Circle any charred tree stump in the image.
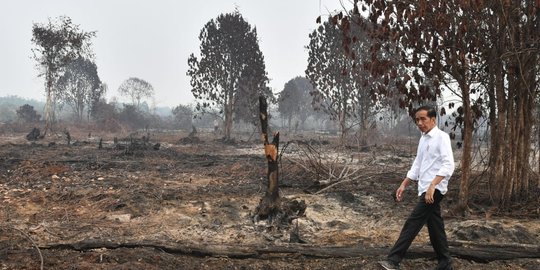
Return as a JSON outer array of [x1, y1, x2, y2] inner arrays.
[[64, 130, 71, 146], [255, 96, 306, 226], [179, 125, 201, 144], [26, 127, 41, 141]]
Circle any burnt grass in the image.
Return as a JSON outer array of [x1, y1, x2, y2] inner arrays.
[[1, 131, 539, 270]]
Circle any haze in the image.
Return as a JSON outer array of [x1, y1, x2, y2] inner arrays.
[[0, 0, 348, 107]]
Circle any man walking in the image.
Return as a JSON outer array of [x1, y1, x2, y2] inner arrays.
[[379, 106, 455, 270]]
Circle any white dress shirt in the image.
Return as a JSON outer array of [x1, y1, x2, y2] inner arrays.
[[406, 126, 455, 196]]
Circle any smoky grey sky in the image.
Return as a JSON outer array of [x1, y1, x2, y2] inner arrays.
[[0, 0, 349, 107]]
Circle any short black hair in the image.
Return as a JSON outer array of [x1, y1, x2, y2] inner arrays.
[[415, 105, 437, 118]]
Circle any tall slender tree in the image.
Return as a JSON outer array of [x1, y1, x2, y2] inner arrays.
[[307, 16, 383, 143], [306, 19, 357, 141], [480, 1, 540, 205], [31, 16, 95, 134], [89, 83, 108, 120]]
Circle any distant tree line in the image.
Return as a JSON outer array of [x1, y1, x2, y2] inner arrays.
[[0, 96, 44, 122], [27, 16, 183, 133], [187, 10, 381, 141], [23, 11, 412, 142]]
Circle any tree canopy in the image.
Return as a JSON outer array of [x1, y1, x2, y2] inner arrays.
[[187, 10, 271, 140], [172, 104, 193, 130], [31, 16, 95, 134], [118, 77, 154, 110], [306, 16, 383, 142], [16, 104, 41, 123], [56, 57, 103, 120], [277, 76, 315, 131], [334, 0, 540, 210]]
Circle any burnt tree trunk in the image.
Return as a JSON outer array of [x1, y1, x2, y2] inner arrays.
[[457, 81, 473, 212], [254, 96, 306, 225], [255, 96, 280, 219]]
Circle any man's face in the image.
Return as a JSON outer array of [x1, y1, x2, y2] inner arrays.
[[415, 109, 436, 133]]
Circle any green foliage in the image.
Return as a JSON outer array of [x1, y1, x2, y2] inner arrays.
[[307, 19, 350, 121], [187, 10, 271, 139], [31, 16, 96, 77]]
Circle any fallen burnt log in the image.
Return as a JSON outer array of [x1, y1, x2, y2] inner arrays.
[[446, 240, 540, 262], [39, 239, 540, 262]]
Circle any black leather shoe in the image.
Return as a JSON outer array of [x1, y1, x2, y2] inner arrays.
[[378, 260, 400, 270]]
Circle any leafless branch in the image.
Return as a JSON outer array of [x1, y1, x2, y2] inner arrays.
[[0, 225, 44, 270]]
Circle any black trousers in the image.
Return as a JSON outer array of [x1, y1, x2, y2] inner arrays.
[[387, 189, 452, 268]]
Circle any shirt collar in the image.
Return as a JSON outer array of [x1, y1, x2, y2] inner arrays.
[[422, 125, 439, 137]]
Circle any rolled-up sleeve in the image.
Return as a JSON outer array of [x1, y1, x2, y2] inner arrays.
[[436, 134, 454, 177], [406, 138, 422, 180]]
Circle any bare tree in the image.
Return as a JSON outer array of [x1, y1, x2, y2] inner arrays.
[[118, 77, 154, 110]]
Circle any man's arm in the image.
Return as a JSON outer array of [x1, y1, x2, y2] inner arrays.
[[435, 133, 455, 178], [398, 138, 422, 202], [426, 133, 455, 204]]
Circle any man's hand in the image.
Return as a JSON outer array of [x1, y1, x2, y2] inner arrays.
[[395, 183, 406, 202], [395, 186, 405, 202], [395, 177, 410, 202], [425, 184, 436, 204], [425, 176, 444, 204]]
